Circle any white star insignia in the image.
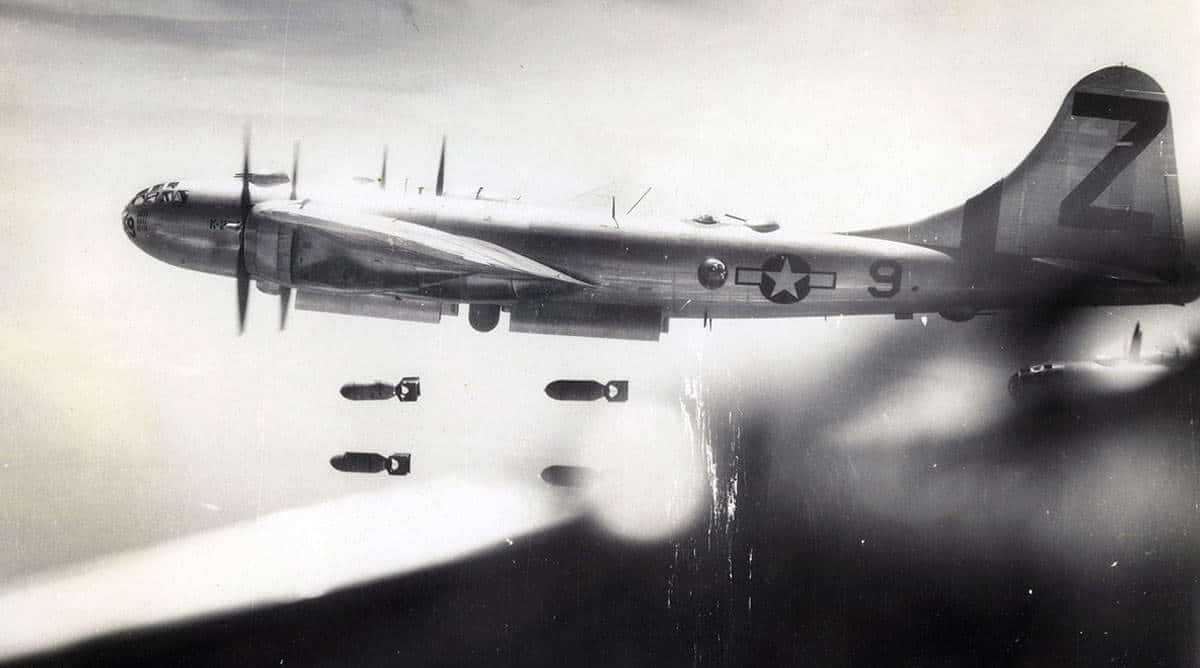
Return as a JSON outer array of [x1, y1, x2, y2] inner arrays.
[[764, 258, 807, 299]]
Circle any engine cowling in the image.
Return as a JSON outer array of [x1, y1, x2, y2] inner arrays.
[[939, 306, 977, 322], [245, 216, 294, 287], [416, 275, 572, 302]]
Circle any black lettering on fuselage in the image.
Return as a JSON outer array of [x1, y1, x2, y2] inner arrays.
[[868, 259, 902, 297]]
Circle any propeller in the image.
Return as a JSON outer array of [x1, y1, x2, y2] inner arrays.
[[289, 140, 299, 201], [380, 145, 388, 190], [236, 125, 251, 334], [351, 145, 390, 189], [235, 130, 301, 332], [279, 140, 299, 330], [435, 135, 445, 196]]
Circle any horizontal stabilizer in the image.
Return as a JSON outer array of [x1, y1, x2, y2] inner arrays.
[[1028, 257, 1168, 284]]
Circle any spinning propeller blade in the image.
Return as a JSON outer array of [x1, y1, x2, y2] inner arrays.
[[236, 125, 251, 334], [435, 135, 445, 196], [380, 145, 388, 190], [289, 140, 299, 201], [278, 139, 300, 330]]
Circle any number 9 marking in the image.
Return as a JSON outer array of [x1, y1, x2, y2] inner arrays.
[[868, 260, 902, 298]]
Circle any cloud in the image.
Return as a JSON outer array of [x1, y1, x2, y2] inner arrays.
[[0, 1, 426, 54], [0, 474, 579, 661]]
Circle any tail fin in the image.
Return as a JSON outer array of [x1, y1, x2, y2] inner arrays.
[[854, 66, 1184, 283]]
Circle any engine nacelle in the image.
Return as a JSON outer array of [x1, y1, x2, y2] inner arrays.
[[416, 276, 571, 302], [509, 303, 666, 340], [245, 215, 302, 287], [939, 306, 977, 322]]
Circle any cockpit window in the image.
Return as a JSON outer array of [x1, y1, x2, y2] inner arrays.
[[155, 189, 188, 205], [132, 184, 187, 207]]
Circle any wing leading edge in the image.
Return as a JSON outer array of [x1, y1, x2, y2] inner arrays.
[[249, 201, 593, 292]]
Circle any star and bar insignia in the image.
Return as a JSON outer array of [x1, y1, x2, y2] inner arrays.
[[735, 254, 837, 304]]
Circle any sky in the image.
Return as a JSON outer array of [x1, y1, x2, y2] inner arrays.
[[1, 0, 1199, 658]]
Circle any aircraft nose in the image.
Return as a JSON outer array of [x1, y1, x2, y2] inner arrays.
[[122, 205, 137, 241]]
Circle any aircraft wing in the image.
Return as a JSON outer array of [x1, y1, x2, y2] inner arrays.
[[252, 201, 591, 287]]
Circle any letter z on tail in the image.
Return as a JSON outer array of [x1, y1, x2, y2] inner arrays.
[[853, 65, 1196, 309]]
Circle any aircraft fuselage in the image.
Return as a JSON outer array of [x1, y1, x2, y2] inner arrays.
[[125, 182, 1197, 329], [124, 67, 1200, 338]]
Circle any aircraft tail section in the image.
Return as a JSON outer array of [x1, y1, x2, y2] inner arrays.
[[853, 66, 1186, 285]]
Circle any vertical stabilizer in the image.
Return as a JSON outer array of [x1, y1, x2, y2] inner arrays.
[[851, 66, 1184, 284]]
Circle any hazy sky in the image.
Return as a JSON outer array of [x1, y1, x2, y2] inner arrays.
[[1, 0, 1199, 656]]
